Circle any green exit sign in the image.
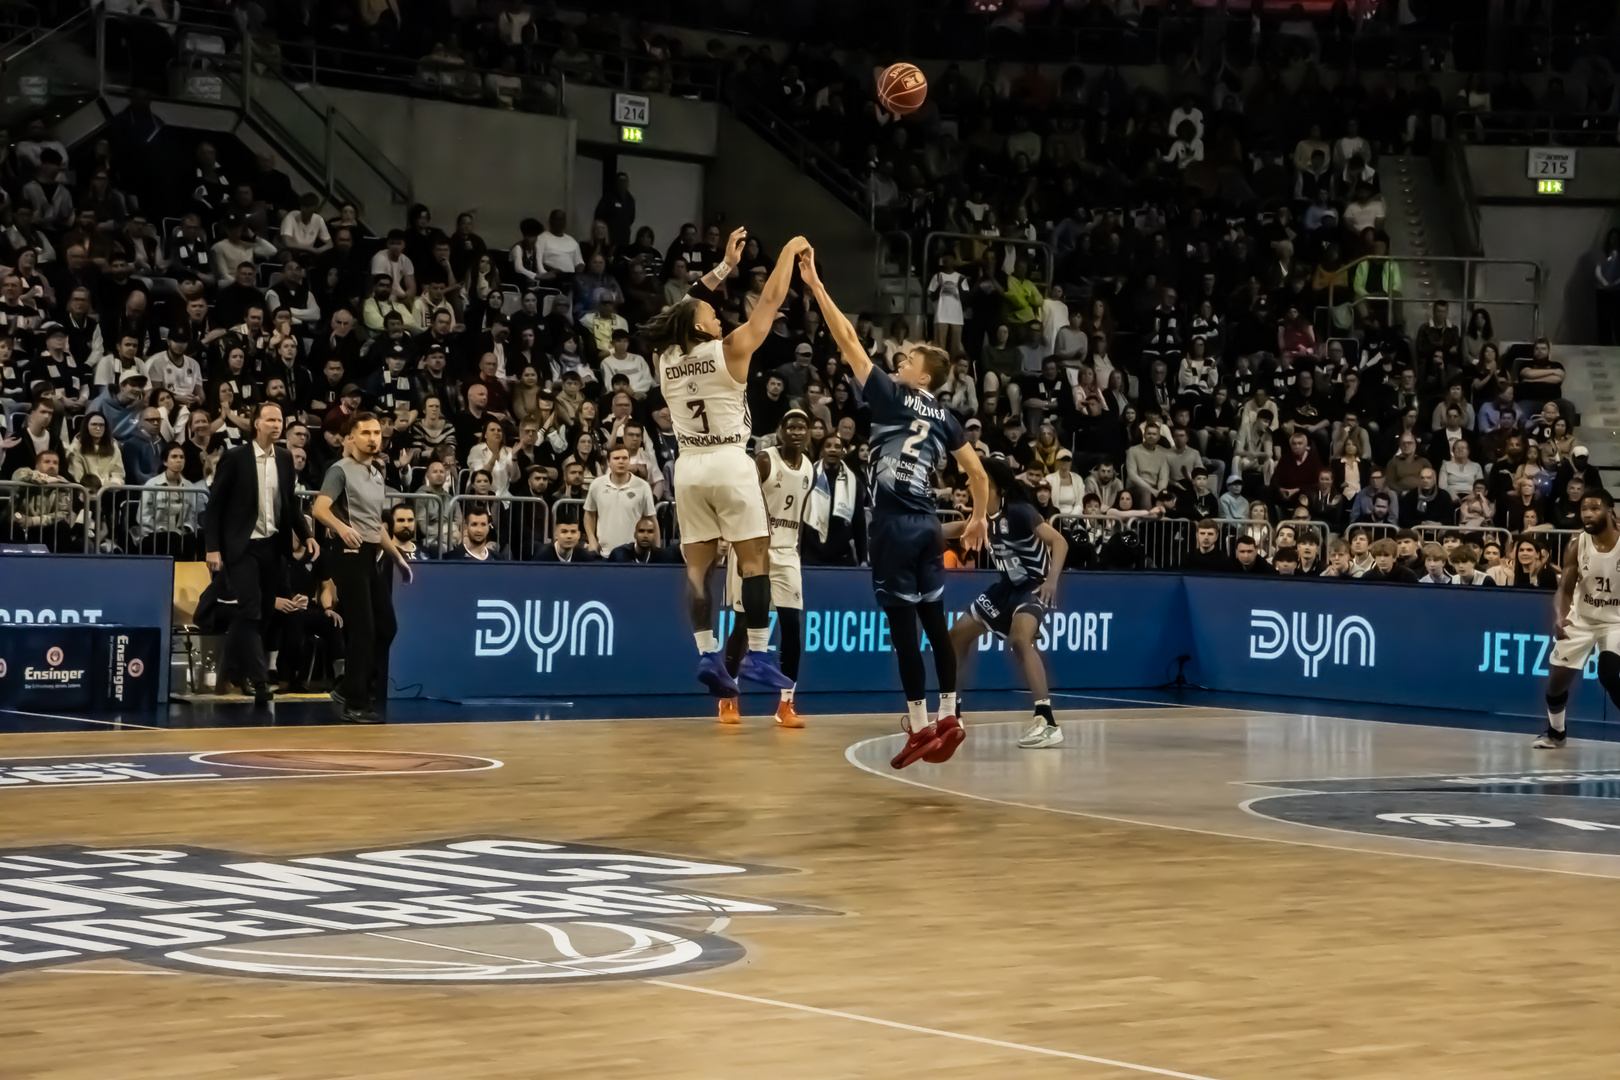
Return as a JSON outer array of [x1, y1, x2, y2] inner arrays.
[[620, 124, 644, 144], [1537, 178, 1564, 195]]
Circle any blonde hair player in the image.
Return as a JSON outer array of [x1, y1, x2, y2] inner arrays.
[[1537, 487, 1620, 748], [720, 409, 815, 728], [641, 231, 811, 697], [797, 246, 990, 770]]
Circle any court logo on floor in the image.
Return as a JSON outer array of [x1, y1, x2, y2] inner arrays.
[[0, 837, 828, 983], [1246, 770, 1620, 854], [0, 749, 502, 789]]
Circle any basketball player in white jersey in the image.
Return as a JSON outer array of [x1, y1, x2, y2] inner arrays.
[[1538, 487, 1620, 748], [642, 232, 810, 696], [721, 410, 814, 728]]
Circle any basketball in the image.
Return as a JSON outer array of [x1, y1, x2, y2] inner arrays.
[[877, 62, 928, 116]]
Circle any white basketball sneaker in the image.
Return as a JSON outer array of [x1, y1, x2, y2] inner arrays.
[[1532, 728, 1568, 749], [1016, 719, 1064, 749]]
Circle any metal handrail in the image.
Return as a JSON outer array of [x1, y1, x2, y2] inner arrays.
[[1324, 253, 1542, 337], [0, 476, 91, 552], [723, 81, 872, 226], [1455, 110, 1620, 145], [922, 230, 1055, 300], [876, 230, 918, 326], [1441, 138, 1483, 258], [96, 11, 414, 214], [281, 36, 565, 118]]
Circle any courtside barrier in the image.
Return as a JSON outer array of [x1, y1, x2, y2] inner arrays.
[[0, 555, 175, 703], [390, 564, 1608, 722], [389, 564, 1190, 701]]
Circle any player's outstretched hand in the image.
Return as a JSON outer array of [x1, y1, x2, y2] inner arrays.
[[961, 516, 988, 553], [783, 235, 811, 257], [798, 246, 821, 288], [725, 226, 746, 266]]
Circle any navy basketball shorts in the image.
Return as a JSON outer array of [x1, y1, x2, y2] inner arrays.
[[870, 511, 945, 607], [970, 578, 1047, 638]]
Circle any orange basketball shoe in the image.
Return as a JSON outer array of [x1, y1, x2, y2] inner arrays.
[[890, 721, 943, 770], [774, 701, 805, 728], [922, 716, 964, 763], [718, 698, 741, 725]]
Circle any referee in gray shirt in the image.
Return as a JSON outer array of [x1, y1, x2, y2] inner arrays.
[[312, 411, 412, 723]]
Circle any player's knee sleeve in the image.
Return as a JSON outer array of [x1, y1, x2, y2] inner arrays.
[[917, 601, 957, 694], [740, 574, 771, 628], [1546, 689, 1570, 710], [885, 606, 928, 701], [778, 609, 803, 680]]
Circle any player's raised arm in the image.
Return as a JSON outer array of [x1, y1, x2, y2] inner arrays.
[[722, 235, 809, 380], [696, 227, 747, 296], [798, 246, 874, 385], [951, 443, 990, 552]]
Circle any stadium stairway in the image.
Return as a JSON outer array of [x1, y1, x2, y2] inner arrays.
[[1380, 153, 1464, 329]]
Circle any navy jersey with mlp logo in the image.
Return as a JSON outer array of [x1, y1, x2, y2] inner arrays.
[[866, 367, 965, 516]]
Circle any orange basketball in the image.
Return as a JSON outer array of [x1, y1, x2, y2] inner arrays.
[[877, 62, 928, 117]]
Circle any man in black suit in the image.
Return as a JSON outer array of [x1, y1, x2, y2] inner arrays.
[[204, 401, 316, 704]]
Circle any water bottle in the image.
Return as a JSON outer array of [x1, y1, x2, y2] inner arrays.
[[203, 657, 217, 692]]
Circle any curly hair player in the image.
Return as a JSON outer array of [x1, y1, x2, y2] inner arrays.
[[797, 247, 989, 769], [1537, 486, 1620, 749], [944, 456, 1068, 749], [641, 230, 810, 698]]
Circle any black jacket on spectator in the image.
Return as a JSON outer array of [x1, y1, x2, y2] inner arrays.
[[1182, 548, 1236, 573], [1399, 487, 1455, 526], [610, 542, 674, 564]]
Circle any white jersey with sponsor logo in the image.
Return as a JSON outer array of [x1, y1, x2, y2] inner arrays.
[[1573, 529, 1620, 628], [658, 338, 751, 454], [762, 446, 812, 560]]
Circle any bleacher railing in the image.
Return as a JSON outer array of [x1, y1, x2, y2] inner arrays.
[[96, 12, 414, 216], [1321, 253, 1542, 341], [0, 477, 91, 553]]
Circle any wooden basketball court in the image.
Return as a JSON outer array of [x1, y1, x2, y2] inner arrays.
[[3, 704, 1619, 1079]]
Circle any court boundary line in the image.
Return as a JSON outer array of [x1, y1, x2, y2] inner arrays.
[[844, 725, 1620, 881], [647, 979, 1225, 1080], [0, 708, 162, 730]]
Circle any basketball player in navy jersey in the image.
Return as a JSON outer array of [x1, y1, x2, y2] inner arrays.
[[945, 456, 1069, 749], [798, 247, 990, 769]]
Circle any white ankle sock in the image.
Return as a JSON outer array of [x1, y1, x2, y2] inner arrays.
[[1549, 706, 1567, 733], [695, 630, 718, 654], [747, 628, 771, 652], [906, 700, 928, 731], [781, 687, 794, 703], [938, 691, 957, 718]]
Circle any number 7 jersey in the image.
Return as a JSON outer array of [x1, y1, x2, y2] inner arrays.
[[659, 339, 752, 453], [865, 366, 966, 514]]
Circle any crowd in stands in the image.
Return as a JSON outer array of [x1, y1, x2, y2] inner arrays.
[[3, 1, 1613, 595]]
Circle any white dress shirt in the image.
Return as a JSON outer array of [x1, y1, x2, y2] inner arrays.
[[252, 441, 279, 540]]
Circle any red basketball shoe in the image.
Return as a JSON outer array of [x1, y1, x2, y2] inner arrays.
[[890, 721, 942, 770], [922, 716, 964, 763]]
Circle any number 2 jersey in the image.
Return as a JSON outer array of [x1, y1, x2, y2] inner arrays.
[[865, 367, 965, 515], [658, 338, 751, 454]]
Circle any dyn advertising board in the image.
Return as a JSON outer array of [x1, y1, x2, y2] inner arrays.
[[390, 564, 1190, 701], [1183, 576, 1604, 719]]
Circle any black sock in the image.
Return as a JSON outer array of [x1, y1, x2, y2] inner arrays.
[[1034, 699, 1055, 724]]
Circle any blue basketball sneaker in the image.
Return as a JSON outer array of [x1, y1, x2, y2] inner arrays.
[[738, 650, 793, 690], [697, 652, 739, 696]]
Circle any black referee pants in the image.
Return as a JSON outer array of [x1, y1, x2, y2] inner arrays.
[[331, 544, 397, 711]]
